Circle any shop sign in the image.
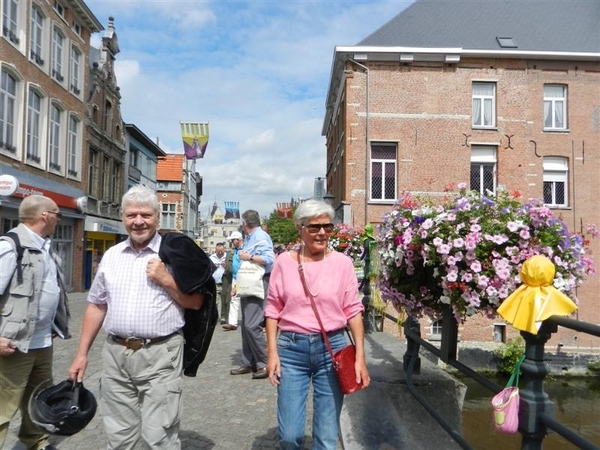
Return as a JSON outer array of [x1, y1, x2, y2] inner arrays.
[[0, 174, 19, 196]]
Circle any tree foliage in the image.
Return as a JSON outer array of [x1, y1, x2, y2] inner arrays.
[[264, 209, 299, 247]]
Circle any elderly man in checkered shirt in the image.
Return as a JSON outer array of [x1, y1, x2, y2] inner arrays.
[[68, 185, 203, 450]]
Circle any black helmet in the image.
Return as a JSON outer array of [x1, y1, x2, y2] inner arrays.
[[29, 379, 97, 436]]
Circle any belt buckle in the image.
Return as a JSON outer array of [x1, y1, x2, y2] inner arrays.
[[124, 338, 144, 351]]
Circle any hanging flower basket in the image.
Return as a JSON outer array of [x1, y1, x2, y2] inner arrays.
[[329, 223, 365, 262], [329, 224, 368, 280], [376, 184, 597, 323]]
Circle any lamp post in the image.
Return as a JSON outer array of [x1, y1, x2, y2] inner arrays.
[[323, 191, 334, 206]]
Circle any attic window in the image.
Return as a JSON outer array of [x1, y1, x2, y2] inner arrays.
[[496, 37, 517, 48]]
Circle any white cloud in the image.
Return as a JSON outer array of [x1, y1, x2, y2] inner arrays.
[[86, 1, 412, 217]]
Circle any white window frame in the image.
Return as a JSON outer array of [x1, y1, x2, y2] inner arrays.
[[472, 82, 496, 128], [67, 113, 81, 179], [102, 156, 111, 199], [53, 1, 65, 18], [543, 156, 568, 207], [48, 101, 65, 174], [111, 160, 121, 203], [51, 26, 65, 84], [427, 319, 443, 341], [26, 86, 46, 167], [493, 324, 506, 343], [161, 203, 177, 229], [2, 0, 19, 46], [370, 143, 397, 202], [544, 85, 567, 130], [29, 5, 47, 67], [470, 146, 497, 196], [88, 148, 98, 196], [0, 66, 24, 157], [69, 44, 82, 96]]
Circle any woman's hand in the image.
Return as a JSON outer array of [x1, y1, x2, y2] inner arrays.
[[267, 353, 281, 386], [355, 357, 370, 388], [347, 313, 370, 387], [265, 318, 281, 386]]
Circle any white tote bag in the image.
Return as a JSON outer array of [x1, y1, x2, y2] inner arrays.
[[235, 240, 267, 299], [235, 261, 265, 299]]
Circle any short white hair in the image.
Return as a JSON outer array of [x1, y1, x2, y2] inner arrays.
[[293, 200, 334, 227]]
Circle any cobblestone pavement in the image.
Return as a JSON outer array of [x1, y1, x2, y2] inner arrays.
[[4, 292, 340, 450]]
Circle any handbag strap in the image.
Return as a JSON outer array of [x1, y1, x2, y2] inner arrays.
[[506, 354, 526, 388], [297, 256, 353, 363]]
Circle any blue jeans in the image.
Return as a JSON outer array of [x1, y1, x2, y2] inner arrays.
[[277, 329, 347, 450]]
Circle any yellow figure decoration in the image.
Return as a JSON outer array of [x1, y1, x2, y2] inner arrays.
[[497, 255, 577, 335]]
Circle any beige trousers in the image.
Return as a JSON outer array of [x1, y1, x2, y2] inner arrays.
[[101, 333, 184, 450]]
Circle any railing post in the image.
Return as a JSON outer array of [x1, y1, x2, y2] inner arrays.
[[403, 316, 421, 374], [440, 305, 458, 363], [519, 321, 557, 450], [361, 237, 374, 334]]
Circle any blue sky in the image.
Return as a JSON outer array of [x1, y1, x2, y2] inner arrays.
[[86, 0, 412, 218]]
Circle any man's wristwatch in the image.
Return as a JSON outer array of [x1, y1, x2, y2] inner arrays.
[[250, 255, 255, 262]]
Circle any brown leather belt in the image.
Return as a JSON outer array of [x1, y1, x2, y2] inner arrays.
[[111, 333, 176, 351]]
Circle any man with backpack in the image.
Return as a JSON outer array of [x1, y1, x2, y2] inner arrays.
[[0, 195, 69, 450]]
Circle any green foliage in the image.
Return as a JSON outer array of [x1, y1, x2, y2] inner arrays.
[[588, 359, 600, 374], [494, 337, 525, 375], [265, 210, 299, 247]]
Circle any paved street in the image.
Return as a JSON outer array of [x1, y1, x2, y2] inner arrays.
[[4, 292, 332, 450]]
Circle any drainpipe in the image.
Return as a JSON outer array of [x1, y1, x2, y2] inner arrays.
[[349, 59, 369, 227]]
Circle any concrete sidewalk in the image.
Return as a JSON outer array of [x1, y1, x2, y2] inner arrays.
[[4, 292, 464, 450]]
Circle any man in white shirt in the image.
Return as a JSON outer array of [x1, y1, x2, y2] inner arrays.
[[210, 243, 227, 323]]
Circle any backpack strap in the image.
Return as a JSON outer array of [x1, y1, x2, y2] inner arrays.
[[2, 232, 24, 284]]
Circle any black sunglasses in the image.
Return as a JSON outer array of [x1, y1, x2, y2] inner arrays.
[[44, 210, 62, 218], [303, 223, 334, 234]]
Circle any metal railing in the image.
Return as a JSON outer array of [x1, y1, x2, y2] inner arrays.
[[376, 307, 600, 450]]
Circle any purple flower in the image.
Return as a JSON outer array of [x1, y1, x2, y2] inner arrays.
[[470, 261, 482, 273], [453, 238, 465, 248], [519, 229, 531, 240]]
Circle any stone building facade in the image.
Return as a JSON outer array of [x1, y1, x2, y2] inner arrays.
[[82, 16, 127, 288]]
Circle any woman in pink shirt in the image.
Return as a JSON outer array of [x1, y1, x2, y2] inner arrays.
[[265, 200, 370, 449]]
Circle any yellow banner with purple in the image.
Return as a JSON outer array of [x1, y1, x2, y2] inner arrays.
[[180, 122, 209, 160]]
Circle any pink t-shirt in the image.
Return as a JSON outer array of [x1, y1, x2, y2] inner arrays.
[[265, 250, 364, 334]]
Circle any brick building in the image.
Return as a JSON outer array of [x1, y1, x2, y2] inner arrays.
[[322, 0, 600, 348], [156, 153, 201, 238], [1, 0, 103, 291]]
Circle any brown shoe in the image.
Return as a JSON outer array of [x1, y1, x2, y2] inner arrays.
[[230, 366, 252, 375], [222, 324, 237, 331], [252, 368, 268, 379]]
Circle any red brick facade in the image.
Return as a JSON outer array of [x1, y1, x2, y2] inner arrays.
[[1, 1, 103, 292], [325, 56, 600, 350]]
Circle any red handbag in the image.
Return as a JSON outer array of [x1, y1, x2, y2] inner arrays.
[[332, 339, 364, 395], [298, 258, 364, 395]]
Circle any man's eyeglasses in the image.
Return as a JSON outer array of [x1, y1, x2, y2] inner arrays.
[[303, 223, 334, 234], [44, 211, 62, 219]]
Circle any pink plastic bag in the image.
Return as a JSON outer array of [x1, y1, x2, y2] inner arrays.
[[492, 386, 520, 433]]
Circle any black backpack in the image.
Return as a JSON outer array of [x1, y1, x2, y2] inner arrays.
[[158, 232, 218, 377]]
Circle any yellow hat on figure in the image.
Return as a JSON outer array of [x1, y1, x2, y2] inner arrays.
[[497, 255, 577, 335]]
